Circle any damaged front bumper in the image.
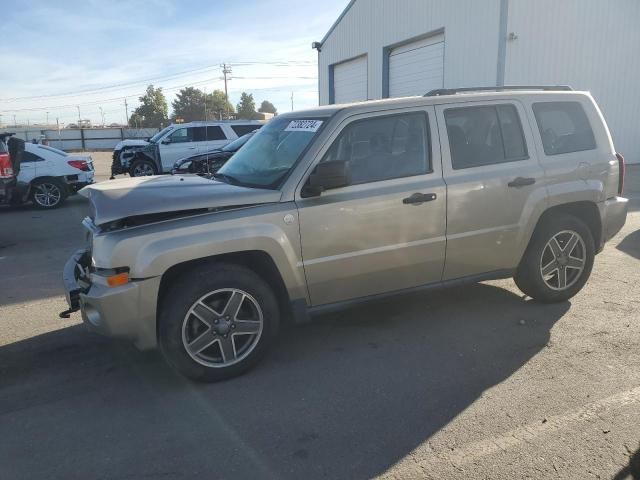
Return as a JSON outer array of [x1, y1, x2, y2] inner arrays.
[[60, 249, 161, 350]]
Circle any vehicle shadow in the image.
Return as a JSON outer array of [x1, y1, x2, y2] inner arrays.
[[617, 229, 640, 260], [612, 444, 640, 480], [0, 282, 569, 480]]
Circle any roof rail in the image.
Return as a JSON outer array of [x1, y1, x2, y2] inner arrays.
[[424, 85, 573, 97]]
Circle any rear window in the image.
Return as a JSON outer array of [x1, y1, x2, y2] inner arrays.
[[231, 124, 261, 136], [532, 101, 596, 155]]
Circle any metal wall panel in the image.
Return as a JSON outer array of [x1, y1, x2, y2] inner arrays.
[[319, 0, 502, 104], [505, 0, 640, 163], [389, 34, 445, 97], [333, 55, 368, 103]]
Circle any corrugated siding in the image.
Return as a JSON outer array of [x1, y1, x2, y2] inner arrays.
[[505, 0, 640, 163], [319, 0, 502, 104], [333, 56, 368, 103], [389, 35, 445, 97]]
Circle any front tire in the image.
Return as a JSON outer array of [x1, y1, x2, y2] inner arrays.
[[31, 178, 68, 209], [514, 213, 594, 303], [158, 263, 280, 382], [129, 158, 157, 177]]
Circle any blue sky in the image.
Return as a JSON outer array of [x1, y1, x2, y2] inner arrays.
[[0, 0, 348, 126]]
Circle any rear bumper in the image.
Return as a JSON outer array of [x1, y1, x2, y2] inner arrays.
[[599, 196, 628, 249], [62, 249, 161, 350]]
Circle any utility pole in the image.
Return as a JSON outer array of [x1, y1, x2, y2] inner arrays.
[[13, 114, 17, 126], [291, 91, 294, 111], [221, 63, 232, 118], [99, 106, 105, 126], [124, 98, 129, 126], [77, 106, 81, 126], [46, 112, 49, 125]]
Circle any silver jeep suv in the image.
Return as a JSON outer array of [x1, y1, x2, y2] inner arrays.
[[63, 86, 628, 381]]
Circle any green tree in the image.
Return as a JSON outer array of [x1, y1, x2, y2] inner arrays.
[[258, 100, 277, 115], [205, 90, 235, 120], [128, 85, 168, 128], [171, 87, 206, 123], [236, 92, 256, 119]]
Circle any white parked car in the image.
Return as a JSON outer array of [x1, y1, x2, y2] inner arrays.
[[111, 121, 263, 177], [18, 143, 95, 208]]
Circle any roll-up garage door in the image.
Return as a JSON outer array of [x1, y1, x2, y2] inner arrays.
[[333, 56, 367, 104], [389, 34, 444, 97]]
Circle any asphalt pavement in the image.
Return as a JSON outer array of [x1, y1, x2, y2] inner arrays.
[[0, 153, 639, 480]]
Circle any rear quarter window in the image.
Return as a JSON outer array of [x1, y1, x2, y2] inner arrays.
[[532, 101, 596, 155]]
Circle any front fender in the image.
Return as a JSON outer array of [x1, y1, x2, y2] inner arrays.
[[93, 203, 308, 302]]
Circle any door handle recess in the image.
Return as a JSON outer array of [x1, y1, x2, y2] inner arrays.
[[403, 192, 437, 205], [508, 177, 536, 188]]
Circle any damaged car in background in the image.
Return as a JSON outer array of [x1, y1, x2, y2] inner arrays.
[[172, 131, 256, 175], [111, 121, 261, 177]]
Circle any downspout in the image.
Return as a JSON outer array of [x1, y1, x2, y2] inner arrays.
[[496, 0, 509, 86]]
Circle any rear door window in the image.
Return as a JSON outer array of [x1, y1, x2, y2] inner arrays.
[[204, 126, 226, 141], [231, 124, 261, 136], [532, 101, 596, 155], [22, 151, 44, 162], [444, 104, 528, 170]]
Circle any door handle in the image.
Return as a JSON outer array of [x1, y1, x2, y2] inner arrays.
[[402, 192, 437, 205], [188, 146, 197, 150], [508, 177, 536, 188]]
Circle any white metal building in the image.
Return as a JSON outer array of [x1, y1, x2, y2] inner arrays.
[[315, 0, 640, 163]]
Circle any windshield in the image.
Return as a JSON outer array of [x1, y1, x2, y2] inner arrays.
[[217, 117, 324, 188], [222, 132, 255, 152], [149, 125, 173, 143]]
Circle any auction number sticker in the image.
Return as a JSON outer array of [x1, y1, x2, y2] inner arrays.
[[285, 120, 323, 132]]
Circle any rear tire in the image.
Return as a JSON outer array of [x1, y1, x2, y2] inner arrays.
[[129, 158, 157, 177], [514, 213, 594, 303], [158, 263, 280, 382], [31, 178, 68, 209]]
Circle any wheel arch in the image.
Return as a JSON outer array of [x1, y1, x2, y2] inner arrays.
[[157, 250, 294, 338], [130, 152, 159, 174], [526, 201, 602, 255]]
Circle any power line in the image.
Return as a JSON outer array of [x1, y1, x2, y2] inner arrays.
[[1, 75, 317, 113], [0, 60, 315, 103]]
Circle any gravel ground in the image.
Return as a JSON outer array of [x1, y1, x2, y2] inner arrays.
[[0, 153, 638, 480]]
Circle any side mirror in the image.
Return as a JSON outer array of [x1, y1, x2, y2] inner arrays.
[[161, 138, 171, 145], [302, 160, 351, 197]]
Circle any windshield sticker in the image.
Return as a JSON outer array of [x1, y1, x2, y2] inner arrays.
[[284, 120, 323, 132]]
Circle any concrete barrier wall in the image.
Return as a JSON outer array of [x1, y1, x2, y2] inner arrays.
[[0, 127, 159, 151]]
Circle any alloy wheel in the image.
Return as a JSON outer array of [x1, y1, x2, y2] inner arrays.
[[132, 163, 154, 176], [181, 289, 264, 368], [33, 182, 62, 207], [539, 230, 587, 291]]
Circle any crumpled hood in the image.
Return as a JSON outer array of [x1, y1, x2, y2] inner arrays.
[[114, 139, 149, 150], [79, 175, 282, 226]]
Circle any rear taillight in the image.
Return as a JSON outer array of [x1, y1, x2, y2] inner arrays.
[[68, 160, 90, 171], [0, 153, 13, 179], [616, 153, 625, 195]]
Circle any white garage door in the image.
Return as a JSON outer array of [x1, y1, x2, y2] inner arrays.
[[389, 34, 445, 97], [333, 56, 367, 104]]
